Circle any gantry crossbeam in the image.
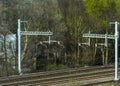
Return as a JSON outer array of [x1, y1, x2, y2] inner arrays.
[[83, 33, 115, 39]]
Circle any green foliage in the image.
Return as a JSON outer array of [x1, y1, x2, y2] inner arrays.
[[1, 0, 120, 75], [85, 0, 116, 19], [46, 64, 58, 71], [0, 66, 17, 77]]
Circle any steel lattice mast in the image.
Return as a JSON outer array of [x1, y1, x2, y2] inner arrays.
[[18, 19, 53, 75], [83, 21, 119, 81]]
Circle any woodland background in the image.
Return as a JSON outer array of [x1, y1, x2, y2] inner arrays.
[[0, 0, 120, 76]]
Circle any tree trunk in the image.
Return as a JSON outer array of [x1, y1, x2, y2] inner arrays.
[[22, 27, 28, 60], [105, 45, 108, 65], [101, 47, 105, 65], [4, 35, 8, 76]]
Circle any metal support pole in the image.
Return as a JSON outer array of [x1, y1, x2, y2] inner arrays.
[[18, 19, 22, 75], [114, 21, 119, 81], [48, 31, 51, 44], [105, 34, 108, 47], [49, 36, 51, 44]]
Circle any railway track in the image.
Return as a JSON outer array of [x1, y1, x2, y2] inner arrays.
[[0, 65, 117, 86]]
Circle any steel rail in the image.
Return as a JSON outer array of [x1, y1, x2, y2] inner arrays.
[[0, 65, 116, 85]]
